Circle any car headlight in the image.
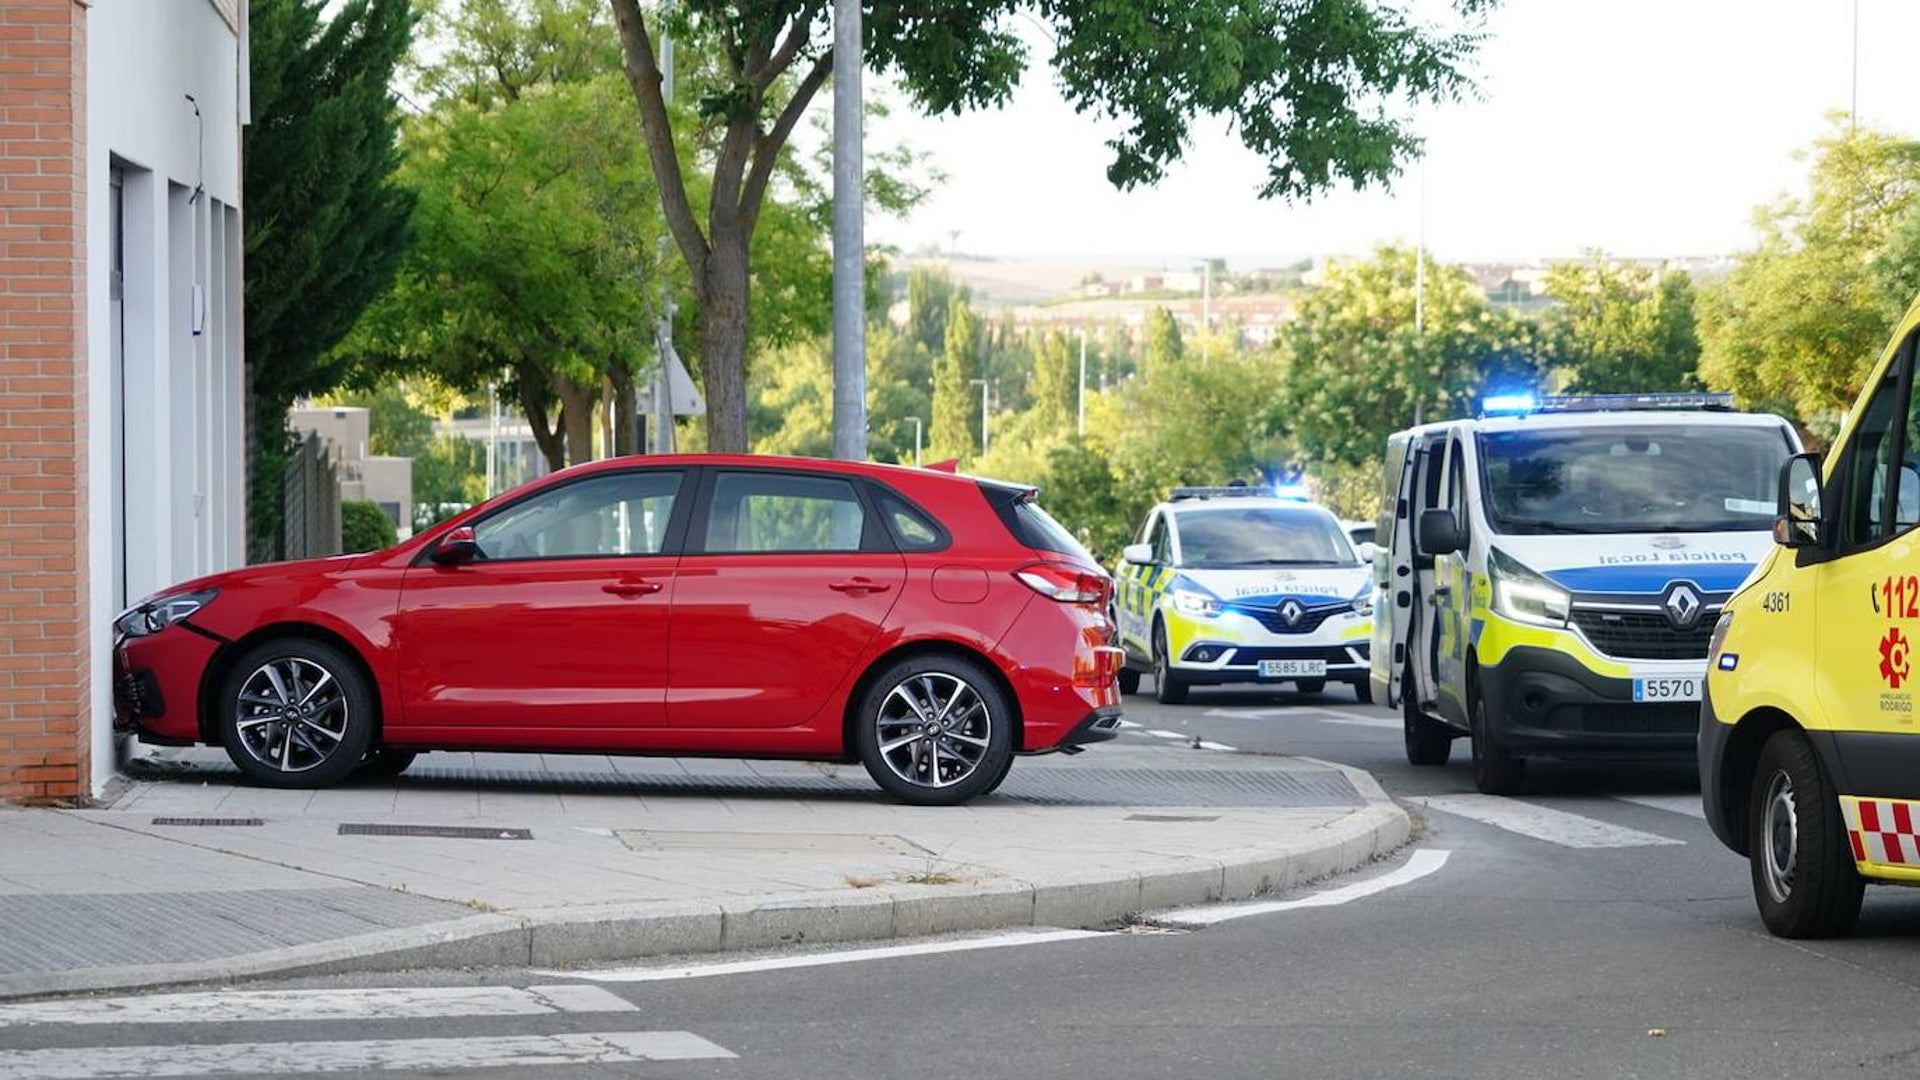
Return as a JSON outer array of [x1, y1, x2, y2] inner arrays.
[[1351, 587, 1375, 618], [114, 590, 217, 638], [1488, 549, 1568, 627], [1172, 589, 1221, 618]]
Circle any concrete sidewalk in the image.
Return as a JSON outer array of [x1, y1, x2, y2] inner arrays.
[[0, 743, 1409, 1000]]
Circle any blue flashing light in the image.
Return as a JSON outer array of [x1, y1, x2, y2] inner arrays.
[[1481, 393, 1539, 417], [1271, 484, 1312, 502]]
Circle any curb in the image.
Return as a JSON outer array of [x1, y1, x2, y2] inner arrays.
[[0, 778, 1410, 1002]]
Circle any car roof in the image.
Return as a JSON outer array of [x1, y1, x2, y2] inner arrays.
[[1163, 498, 1339, 520], [1398, 410, 1792, 438], [536, 453, 1005, 490]]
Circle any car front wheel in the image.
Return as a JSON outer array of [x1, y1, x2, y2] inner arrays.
[[1152, 623, 1188, 705], [856, 655, 1014, 806], [218, 638, 375, 789]]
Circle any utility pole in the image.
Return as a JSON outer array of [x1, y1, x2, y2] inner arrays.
[[1076, 330, 1087, 438], [650, 19, 676, 454], [1413, 156, 1428, 428], [971, 378, 990, 455], [904, 416, 922, 467], [829, 0, 867, 460]]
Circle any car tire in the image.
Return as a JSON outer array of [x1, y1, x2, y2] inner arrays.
[[855, 654, 1014, 807], [1403, 663, 1451, 766], [1117, 668, 1142, 696], [1294, 678, 1327, 695], [980, 751, 1016, 796], [218, 638, 375, 789], [1469, 671, 1524, 795], [1353, 679, 1374, 706], [1749, 729, 1864, 939], [355, 748, 419, 779], [1152, 622, 1188, 705]]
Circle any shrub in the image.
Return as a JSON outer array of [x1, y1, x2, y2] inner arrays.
[[341, 499, 399, 553]]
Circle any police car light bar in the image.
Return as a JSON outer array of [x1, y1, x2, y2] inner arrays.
[[1169, 485, 1306, 502], [1538, 392, 1735, 413], [1481, 393, 1538, 416]]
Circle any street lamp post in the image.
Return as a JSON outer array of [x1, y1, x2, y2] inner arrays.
[[829, 0, 866, 460], [970, 378, 991, 455], [904, 416, 922, 467]]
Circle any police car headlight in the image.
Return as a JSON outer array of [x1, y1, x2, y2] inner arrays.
[[114, 589, 218, 638], [1488, 549, 1568, 628], [1351, 588, 1375, 617], [1172, 589, 1221, 618]]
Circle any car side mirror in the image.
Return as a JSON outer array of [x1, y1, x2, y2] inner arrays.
[[1418, 509, 1464, 557], [1774, 452, 1825, 549], [1121, 542, 1154, 566], [429, 525, 479, 565]]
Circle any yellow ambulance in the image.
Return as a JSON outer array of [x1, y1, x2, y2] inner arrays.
[[1705, 297, 1920, 937]]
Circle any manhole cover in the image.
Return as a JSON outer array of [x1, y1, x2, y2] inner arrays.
[[338, 824, 532, 840]]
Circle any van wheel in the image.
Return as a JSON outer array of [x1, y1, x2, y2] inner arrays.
[[1117, 668, 1141, 696], [1404, 663, 1452, 766], [1749, 730, 1864, 938], [1353, 679, 1374, 705], [1152, 623, 1188, 705], [1469, 673, 1525, 795]]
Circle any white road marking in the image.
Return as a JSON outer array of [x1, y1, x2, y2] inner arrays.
[[1115, 719, 1144, 729], [1204, 706, 1398, 730], [1411, 794, 1686, 849], [1195, 740, 1238, 752], [540, 929, 1103, 983], [1149, 848, 1452, 927], [0, 1032, 734, 1079], [0, 984, 635, 1029], [1145, 729, 1186, 739], [1613, 794, 1707, 820]]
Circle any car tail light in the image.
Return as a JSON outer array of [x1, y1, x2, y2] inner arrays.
[[1015, 562, 1111, 606]]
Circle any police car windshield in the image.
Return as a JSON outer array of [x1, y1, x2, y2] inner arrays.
[[1479, 423, 1793, 535], [1176, 508, 1358, 568]]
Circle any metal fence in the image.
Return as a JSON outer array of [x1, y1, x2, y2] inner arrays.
[[276, 432, 341, 561]]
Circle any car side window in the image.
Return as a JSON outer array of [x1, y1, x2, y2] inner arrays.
[[1150, 515, 1173, 564], [873, 489, 945, 552], [704, 472, 870, 554], [1839, 360, 1909, 549], [1446, 438, 1471, 545], [473, 471, 683, 561]]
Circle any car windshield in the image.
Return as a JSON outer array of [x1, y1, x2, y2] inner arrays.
[[1478, 423, 1794, 535], [1176, 508, 1358, 568]]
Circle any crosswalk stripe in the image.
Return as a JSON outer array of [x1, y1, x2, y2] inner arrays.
[[0, 984, 635, 1029], [1613, 794, 1707, 820], [1203, 706, 1398, 729], [541, 928, 1103, 983], [0, 1031, 735, 1079], [1410, 794, 1686, 849]]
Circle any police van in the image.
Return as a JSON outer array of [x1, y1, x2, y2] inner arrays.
[[1704, 299, 1920, 937], [1372, 394, 1801, 794], [1113, 486, 1374, 704]]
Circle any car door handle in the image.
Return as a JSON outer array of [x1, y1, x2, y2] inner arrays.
[[603, 580, 664, 598], [829, 578, 893, 596]]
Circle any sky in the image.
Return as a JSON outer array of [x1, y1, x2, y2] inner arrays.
[[862, 0, 1920, 265]]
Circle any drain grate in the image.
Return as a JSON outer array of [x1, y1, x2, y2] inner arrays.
[[338, 824, 532, 840], [150, 817, 265, 827], [1125, 814, 1222, 823]]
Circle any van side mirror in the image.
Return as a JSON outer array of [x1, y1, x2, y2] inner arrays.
[[1418, 509, 1465, 557], [430, 525, 480, 565], [1774, 452, 1824, 549], [1121, 542, 1154, 566]]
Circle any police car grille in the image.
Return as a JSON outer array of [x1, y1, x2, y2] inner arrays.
[[1236, 604, 1342, 635], [1569, 609, 1714, 660]]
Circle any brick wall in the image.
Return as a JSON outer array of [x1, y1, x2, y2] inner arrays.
[[0, 0, 88, 804]]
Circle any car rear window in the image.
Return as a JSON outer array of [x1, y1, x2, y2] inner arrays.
[[976, 479, 1097, 564]]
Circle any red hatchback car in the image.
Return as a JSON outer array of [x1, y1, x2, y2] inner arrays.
[[113, 456, 1123, 805]]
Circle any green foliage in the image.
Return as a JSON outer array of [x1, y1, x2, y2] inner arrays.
[[1540, 256, 1700, 393], [1143, 308, 1185, 371], [906, 268, 963, 355], [1029, 331, 1076, 432], [1275, 246, 1544, 470], [245, 0, 416, 560], [1700, 119, 1920, 436], [341, 500, 401, 553], [930, 300, 984, 461]]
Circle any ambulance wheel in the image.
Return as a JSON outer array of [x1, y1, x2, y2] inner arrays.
[[1352, 679, 1374, 705], [1469, 674, 1524, 795], [1152, 623, 1188, 705], [1749, 730, 1863, 939], [1117, 668, 1142, 696], [1294, 678, 1327, 695], [1404, 664, 1451, 767]]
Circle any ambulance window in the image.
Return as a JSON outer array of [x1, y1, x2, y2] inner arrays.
[[1840, 355, 1911, 548]]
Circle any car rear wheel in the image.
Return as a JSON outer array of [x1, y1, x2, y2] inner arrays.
[[218, 639, 374, 789], [1152, 623, 1188, 705], [856, 656, 1013, 806], [1403, 663, 1451, 766], [1469, 672, 1524, 795], [355, 748, 419, 779], [1749, 730, 1863, 938], [1117, 668, 1142, 696]]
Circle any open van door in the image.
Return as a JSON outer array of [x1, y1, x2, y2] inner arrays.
[[1372, 433, 1418, 707]]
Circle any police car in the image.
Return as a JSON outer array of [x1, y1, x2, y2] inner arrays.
[[1373, 393, 1800, 795], [1112, 486, 1375, 704]]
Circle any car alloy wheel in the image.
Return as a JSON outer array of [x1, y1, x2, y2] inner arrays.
[[874, 671, 993, 792], [233, 656, 351, 775]]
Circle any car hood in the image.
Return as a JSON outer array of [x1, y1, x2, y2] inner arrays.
[[134, 552, 374, 604], [1492, 531, 1775, 595], [1170, 565, 1372, 607]]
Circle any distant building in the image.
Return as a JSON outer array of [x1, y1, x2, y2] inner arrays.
[[288, 407, 414, 539], [437, 416, 550, 495], [0, 0, 248, 803]]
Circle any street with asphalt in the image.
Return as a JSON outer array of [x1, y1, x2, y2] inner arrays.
[[9, 684, 1920, 1077]]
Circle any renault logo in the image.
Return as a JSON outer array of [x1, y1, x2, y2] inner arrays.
[[1663, 583, 1703, 629], [1280, 600, 1305, 626]]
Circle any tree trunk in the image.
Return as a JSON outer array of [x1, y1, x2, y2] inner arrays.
[[700, 226, 752, 453], [515, 367, 566, 474], [555, 375, 598, 466], [608, 360, 637, 456]]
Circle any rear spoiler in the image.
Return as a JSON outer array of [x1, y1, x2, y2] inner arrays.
[[923, 458, 962, 473]]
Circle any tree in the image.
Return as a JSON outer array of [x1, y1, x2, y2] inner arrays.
[[906, 266, 965, 355], [1540, 255, 1700, 393], [1143, 308, 1185, 371], [1276, 246, 1543, 469], [929, 299, 983, 461], [608, 0, 1493, 452], [1700, 119, 1920, 435], [245, 0, 416, 559], [1029, 331, 1076, 432]]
